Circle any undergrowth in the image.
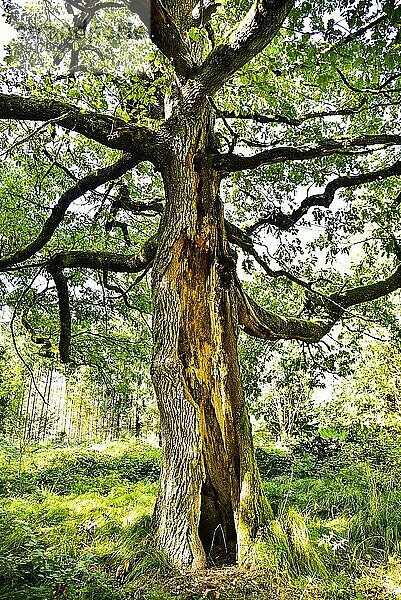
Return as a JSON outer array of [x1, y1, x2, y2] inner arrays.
[[1, 432, 401, 599], [0, 439, 163, 600]]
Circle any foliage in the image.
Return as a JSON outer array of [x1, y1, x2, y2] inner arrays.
[[0, 0, 400, 398], [323, 341, 401, 430], [246, 343, 319, 440]]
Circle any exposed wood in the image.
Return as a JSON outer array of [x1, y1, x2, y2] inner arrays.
[[151, 108, 268, 568]]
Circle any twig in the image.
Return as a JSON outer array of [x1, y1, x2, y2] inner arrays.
[[208, 523, 228, 559], [0, 113, 73, 158]]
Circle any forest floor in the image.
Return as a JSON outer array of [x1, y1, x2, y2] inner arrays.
[[1, 433, 401, 599], [156, 566, 399, 599]]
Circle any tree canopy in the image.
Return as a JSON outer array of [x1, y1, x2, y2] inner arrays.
[[0, 0, 400, 360]]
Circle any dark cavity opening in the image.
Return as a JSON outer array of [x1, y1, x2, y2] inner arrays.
[[198, 482, 237, 565]]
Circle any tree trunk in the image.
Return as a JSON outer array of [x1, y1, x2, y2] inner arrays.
[[151, 110, 269, 569]]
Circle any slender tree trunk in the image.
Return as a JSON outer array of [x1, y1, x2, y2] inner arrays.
[[151, 111, 269, 568], [22, 375, 33, 443], [42, 370, 53, 442]]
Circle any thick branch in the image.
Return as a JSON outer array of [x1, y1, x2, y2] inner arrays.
[[246, 158, 401, 233], [232, 157, 401, 341], [190, 0, 294, 97], [48, 266, 72, 363], [215, 134, 401, 172], [0, 153, 138, 269], [332, 264, 401, 309], [0, 93, 159, 152], [238, 261, 401, 343], [48, 234, 158, 273], [45, 235, 157, 363], [112, 184, 164, 214], [128, 0, 196, 76], [117, 198, 164, 213], [64, 0, 196, 75], [237, 284, 333, 342]]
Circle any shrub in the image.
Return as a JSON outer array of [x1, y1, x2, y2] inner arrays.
[[255, 447, 293, 479]]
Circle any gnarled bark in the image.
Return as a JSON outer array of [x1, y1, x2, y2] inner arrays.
[[151, 110, 268, 568]]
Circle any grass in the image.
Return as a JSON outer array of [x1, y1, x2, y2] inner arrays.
[[1, 433, 401, 598], [257, 508, 329, 578], [256, 432, 401, 598], [0, 438, 161, 600]]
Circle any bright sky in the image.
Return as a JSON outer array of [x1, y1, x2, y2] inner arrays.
[[0, 15, 16, 62]]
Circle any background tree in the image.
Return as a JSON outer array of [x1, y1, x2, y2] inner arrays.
[[1, 0, 401, 569], [0, 324, 26, 435], [250, 346, 317, 442], [323, 340, 401, 431]]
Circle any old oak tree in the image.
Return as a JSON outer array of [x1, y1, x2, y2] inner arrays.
[[1, 0, 401, 568]]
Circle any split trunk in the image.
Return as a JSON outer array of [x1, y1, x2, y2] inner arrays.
[[151, 109, 269, 568]]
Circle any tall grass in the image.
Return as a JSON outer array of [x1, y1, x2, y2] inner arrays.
[[260, 441, 401, 596], [258, 508, 328, 577], [3, 435, 401, 598], [348, 468, 401, 560], [0, 439, 161, 600]]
